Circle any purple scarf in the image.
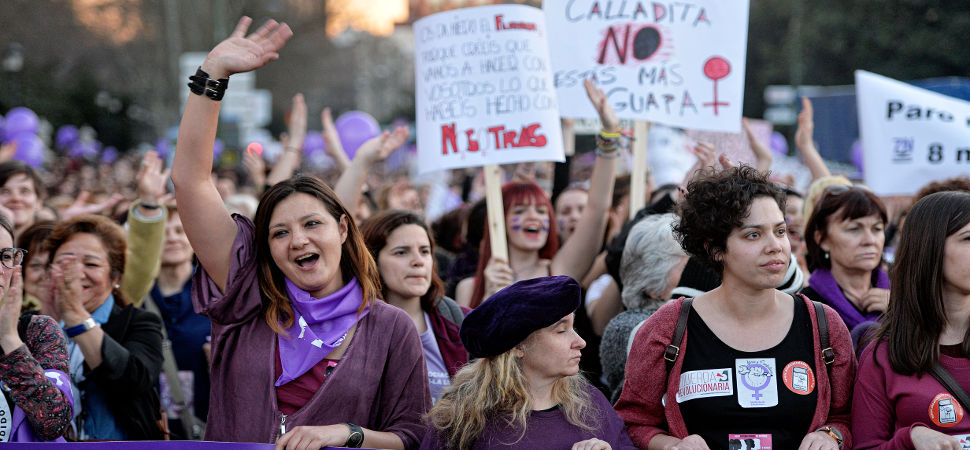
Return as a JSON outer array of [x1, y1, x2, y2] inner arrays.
[[808, 268, 889, 330], [277, 277, 369, 386]]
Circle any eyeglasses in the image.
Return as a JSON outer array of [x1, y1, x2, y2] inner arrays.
[[0, 248, 27, 269], [821, 183, 872, 198]]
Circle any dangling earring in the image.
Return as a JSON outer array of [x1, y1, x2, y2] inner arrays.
[[114, 284, 121, 289], [824, 252, 829, 260]]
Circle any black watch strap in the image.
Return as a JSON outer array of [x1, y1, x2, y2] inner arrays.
[[344, 422, 364, 448]]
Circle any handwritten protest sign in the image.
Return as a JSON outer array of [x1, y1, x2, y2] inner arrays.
[[856, 70, 970, 195], [545, 0, 749, 132], [415, 5, 564, 173]]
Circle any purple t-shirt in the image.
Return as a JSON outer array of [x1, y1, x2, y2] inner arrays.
[[853, 341, 970, 448], [420, 313, 451, 403], [193, 214, 431, 446], [420, 383, 636, 449]]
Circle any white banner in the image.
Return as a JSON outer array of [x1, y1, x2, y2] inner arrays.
[[414, 5, 564, 173], [545, 0, 749, 132], [856, 70, 970, 196]]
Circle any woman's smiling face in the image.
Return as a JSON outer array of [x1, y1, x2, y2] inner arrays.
[[267, 193, 347, 298]]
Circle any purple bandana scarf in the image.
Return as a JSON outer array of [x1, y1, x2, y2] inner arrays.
[[276, 277, 369, 386], [808, 268, 889, 330]]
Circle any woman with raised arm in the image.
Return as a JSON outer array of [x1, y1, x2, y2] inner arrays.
[[615, 166, 855, 450], [852, 191, 970, 449], [454, 79, 618, 308], [171, 17, 429, 449]]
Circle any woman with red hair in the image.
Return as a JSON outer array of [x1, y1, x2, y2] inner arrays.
[[455, 80, 619, 309]]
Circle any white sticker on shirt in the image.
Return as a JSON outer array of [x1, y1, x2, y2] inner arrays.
[[676, 368, 733, 403], [953, 433, 970, 449], [735, 358, 778, 408]]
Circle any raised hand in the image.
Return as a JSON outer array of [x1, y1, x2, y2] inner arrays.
[[353, 126, 409, 165], [136, 150, 170, 205], [795, 96, 815, 153], [743, 118, 773, 171], [286, 93, 307, 152], [202, 17, 293, 79], [61, 191, 125, 220], [0, 267, 24, 353], [243, 146, 267, 189], [584, 79, 619, 132], [49, 256, 89, 325], [321, 107, 350, 170]]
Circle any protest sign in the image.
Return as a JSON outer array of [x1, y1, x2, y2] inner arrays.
[[414, 5, 564, 174], [856, 70, 970, 195], [545, 0, 750, 132]]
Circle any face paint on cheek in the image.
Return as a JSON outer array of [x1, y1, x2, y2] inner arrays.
[[510, 216, 522, 231], [542, 218, 550, 232]]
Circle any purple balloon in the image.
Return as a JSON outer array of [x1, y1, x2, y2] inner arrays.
[[154, 138, 171, 159], [4, 107, 39, 140], [102, 146, 118, 164], [11, 133, 45, 167], [851, 140, 864, 174], [55, 125, 80, 150], [213, 138, 224, 159], [69, 140, 100, 159], [769, 131, 788, 156], [302, 133, 326, 156], [335, 111, 380, 159]]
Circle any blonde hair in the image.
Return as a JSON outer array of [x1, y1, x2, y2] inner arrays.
[[801, 175, 851, 225], [426, 348, 597, 449]]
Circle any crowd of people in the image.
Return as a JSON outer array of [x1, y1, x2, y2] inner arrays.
[[1, 15, 970, 450]]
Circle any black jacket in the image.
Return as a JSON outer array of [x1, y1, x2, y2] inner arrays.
[[83, 303, 164, 440]]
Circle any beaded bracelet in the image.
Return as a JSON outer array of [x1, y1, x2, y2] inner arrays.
[[188, 67, 229, 101]]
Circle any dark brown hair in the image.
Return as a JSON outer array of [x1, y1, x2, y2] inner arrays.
[[360, 209, 444, 310], [253, 175, 381, 334], [0, 160, 44, 200], [804, 186, 887, 272], [17, 219, 56, 256], [874, 191, 970, 374], [43, 214, 130, 306], [674, 165, 786, 275]]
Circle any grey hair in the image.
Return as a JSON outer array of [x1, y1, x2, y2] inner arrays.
[[620, 213, 686, 310]]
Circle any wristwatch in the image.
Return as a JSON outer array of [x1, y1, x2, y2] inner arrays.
[[344, 422, 364, 448], [65, 318, 99, 338], [817, 426, 843, 448]]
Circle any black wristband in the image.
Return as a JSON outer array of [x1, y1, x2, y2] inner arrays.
[[187, 67, 229, 101]]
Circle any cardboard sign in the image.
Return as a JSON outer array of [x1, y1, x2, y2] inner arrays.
[[545, 0, 750, 132], [415, 5, 565, 173], [856, 70, 970, 195]]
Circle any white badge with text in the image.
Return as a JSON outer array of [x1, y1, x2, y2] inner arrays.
[[735, 358, 778, 408], [676, 368, 733, 403], [952, 433, 970, 449]]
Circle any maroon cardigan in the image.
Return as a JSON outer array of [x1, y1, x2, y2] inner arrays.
[[426, 297, 469, 378], [615, 295, 857, 448]]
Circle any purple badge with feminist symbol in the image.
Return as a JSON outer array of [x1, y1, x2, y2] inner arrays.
[[735, 359, 778, 408]]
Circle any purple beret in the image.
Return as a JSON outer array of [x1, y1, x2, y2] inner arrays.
[[460, 275, 581, 359]]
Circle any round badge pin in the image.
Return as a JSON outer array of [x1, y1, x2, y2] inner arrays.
[[929, 393, 964, 427], [782, 361, 815, 395]]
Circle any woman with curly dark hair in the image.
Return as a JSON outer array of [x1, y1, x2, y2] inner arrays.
[[615, 166, 856, 450]]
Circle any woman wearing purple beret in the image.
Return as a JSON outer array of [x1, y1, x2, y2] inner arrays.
[[422, 275, 635, 450], [172, 17, 429, 449]]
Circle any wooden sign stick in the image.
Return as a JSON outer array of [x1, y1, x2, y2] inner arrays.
[[483, 164, 508, 261], [629, 120, 651, 220]]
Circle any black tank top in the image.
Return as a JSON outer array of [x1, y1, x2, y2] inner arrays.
[[678, 296, 818, 449]]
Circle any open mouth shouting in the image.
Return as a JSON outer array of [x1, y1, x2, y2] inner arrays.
[[294, 253, 320, 269]]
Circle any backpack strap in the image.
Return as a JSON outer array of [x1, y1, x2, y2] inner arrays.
[[811, 300, 836, 366], [664, 298, 693, 373]]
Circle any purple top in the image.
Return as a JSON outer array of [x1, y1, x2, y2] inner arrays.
[[806, 268, 889, 330], [193, 215, 431, 447], [420, 383, 635, 449], [419, 313, 450, 403], [853, 342, 970, 448]]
